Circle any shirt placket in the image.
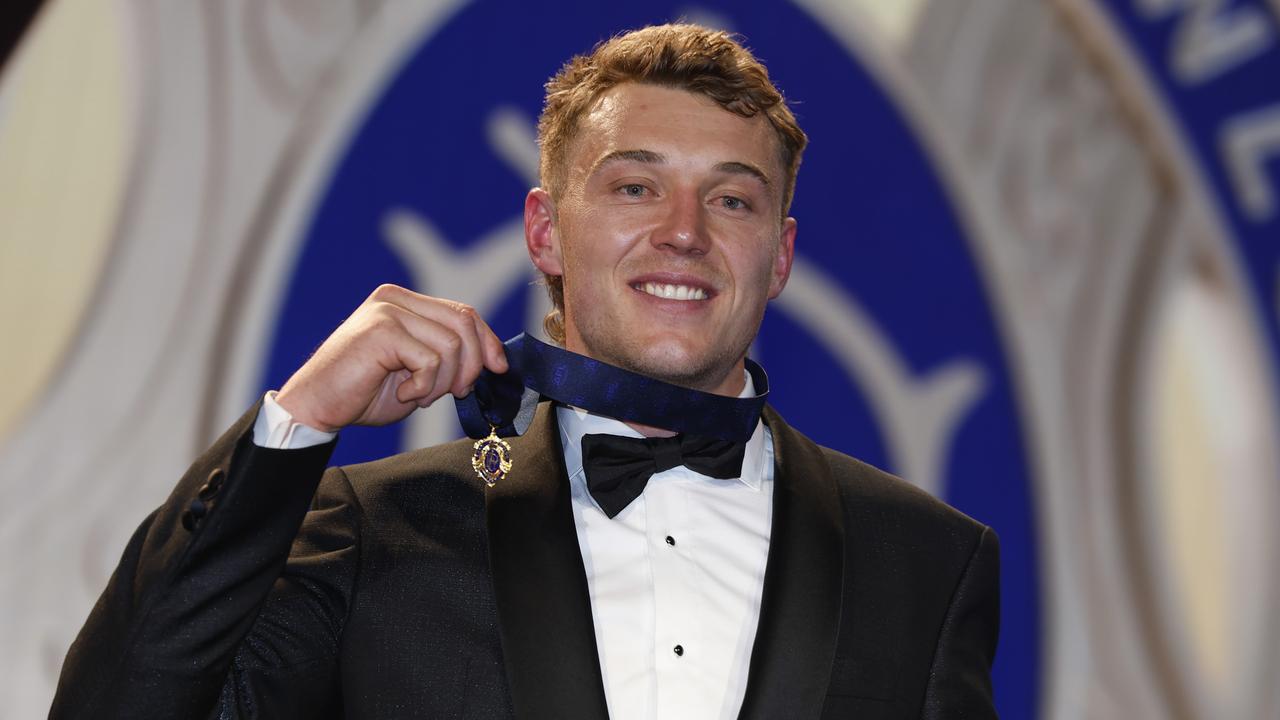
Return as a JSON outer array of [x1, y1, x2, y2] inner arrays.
[[645, 467, 711, 719]]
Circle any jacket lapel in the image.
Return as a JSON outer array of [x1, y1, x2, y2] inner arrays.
[[485, 402, 610, 720], [738, 406, 846, 719]]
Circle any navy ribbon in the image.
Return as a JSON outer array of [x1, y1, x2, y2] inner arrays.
[[455, 333, 768, 443]]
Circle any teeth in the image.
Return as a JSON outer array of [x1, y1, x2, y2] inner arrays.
[[637, 282, 707, 301]]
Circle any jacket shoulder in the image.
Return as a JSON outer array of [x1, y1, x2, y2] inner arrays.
[[817, 445, 990, 539], [764, 402, 991, 557]]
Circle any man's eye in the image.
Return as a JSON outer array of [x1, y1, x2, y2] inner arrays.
[[620, 184, 647, 197], [721, 196, 748, 210]]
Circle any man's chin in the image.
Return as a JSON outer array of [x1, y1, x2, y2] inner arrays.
[[609, 342, 735, 393], [570, 324, 742, 392]]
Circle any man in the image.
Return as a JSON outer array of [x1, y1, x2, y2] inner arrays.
[[52, 24, 999, 719]]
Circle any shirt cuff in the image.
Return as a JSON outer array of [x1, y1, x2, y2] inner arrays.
[[253, 391, 338, 449]]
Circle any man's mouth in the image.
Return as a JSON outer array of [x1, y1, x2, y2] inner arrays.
[[631, 282, 709, 301]]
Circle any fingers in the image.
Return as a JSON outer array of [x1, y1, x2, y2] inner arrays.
[[473, 312, 509, 374], [363, 284, 507, 402], [368, 306, 459, 406], [280, 285, 512, 430], [383, 337, 443, 407]]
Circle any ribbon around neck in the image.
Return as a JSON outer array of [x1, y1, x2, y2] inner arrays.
[[454, 334, 768, 444]]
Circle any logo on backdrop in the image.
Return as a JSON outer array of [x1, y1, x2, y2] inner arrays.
[[1101, 0, 1280, 362], [256, 3, 1040, 715]]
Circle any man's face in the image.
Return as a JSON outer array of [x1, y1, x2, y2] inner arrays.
[[526, 83, 796, 395]]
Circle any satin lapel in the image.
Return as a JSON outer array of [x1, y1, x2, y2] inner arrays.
[[738, 406, 845, 719], [485, 402, 610, 720]]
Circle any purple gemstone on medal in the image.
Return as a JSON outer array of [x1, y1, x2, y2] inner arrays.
[[484, 448, 501, 473]]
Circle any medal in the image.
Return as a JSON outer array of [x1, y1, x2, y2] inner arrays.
[[472, 425, 512, 487]]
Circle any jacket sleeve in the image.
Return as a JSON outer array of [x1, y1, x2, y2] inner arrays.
[[49, 403, 347, 719], [922, 525, 1001, 718]]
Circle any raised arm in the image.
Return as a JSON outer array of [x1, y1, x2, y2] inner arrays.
[[50, 406, 339, 718], [50, 285, 506, 719]]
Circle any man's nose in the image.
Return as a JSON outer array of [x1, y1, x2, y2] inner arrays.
[[652, 192, 709, 255]]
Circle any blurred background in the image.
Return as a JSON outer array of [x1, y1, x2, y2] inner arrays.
[[2, 0, 1277, 717]]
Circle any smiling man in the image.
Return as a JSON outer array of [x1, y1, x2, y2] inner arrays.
[[527, 79, 796, 397], [52, 24, 999, 720]]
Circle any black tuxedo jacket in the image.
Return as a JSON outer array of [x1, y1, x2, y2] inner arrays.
[[52, 401, 999, 719]]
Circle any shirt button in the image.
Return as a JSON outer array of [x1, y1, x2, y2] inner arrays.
[[665, 536, 676, 546], [673, 644, 684, 657]]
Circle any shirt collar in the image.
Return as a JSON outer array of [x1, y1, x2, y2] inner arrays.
[[556, 369, 767, 492]]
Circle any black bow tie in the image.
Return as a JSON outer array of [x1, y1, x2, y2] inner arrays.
[[580, 433, 747, 518]]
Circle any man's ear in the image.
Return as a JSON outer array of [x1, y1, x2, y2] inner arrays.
[[768, 216, 797, 299], [525, 188, 563, 276]]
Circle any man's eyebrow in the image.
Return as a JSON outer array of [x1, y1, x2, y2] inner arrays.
[[590, 149, 666, 175], [714, 161, 771, 187], [589, 151, 772, 189]]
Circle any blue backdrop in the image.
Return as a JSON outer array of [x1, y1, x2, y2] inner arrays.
[[262, 3, 1060, 716]]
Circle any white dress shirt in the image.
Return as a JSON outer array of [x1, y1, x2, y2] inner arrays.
[[254, 375, 775, 720]]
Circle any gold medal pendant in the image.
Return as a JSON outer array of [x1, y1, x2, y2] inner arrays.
[[472, 425, 512, 487]]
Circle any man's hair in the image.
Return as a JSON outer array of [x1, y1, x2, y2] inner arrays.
[[535, 23, 808, 344]]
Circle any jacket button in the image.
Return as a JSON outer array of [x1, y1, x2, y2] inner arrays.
[[189, 498, 207, 518], [199, 469, 225, 500], [181, 510, 196, 531]]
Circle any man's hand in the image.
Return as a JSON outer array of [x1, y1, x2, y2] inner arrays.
[[274, 284, 509, 433]]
